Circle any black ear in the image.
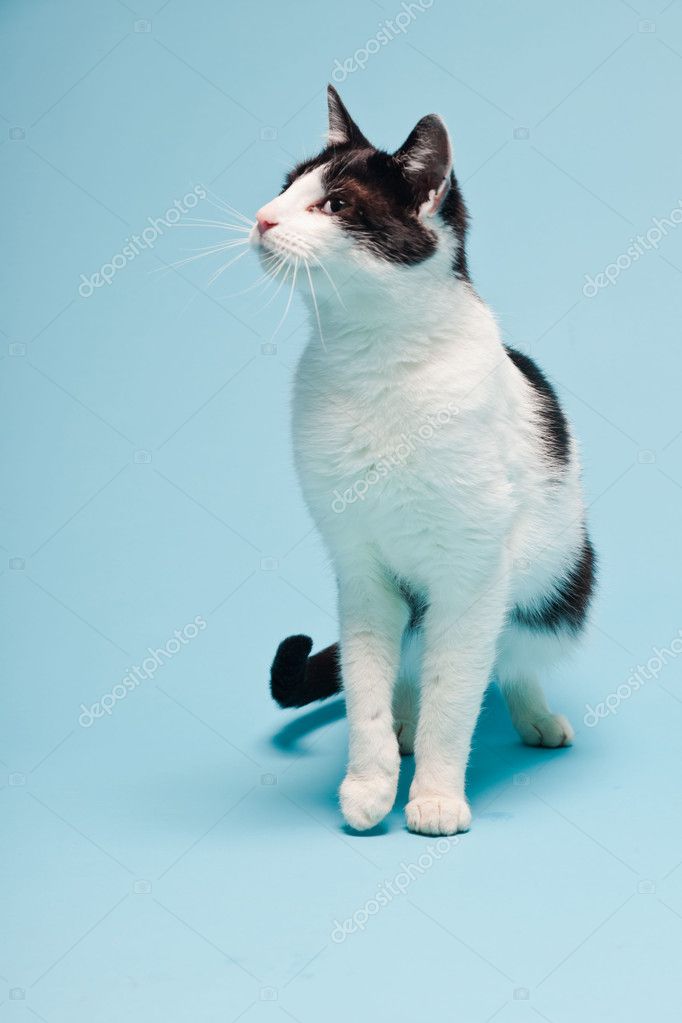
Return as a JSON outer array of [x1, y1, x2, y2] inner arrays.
[[394, 114, 452, 205], [327, 84, 370, 147]]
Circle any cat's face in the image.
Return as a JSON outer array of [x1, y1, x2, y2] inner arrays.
[[250, 86, 469, 307]]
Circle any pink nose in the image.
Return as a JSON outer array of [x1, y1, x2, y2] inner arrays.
[[256, 211, 278, 235]]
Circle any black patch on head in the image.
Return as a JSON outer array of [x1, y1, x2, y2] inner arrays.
[[283, 148, 469, 276], [511, 534, 596, 634], [282, 98, 470, 277], [323, 149, 441, 265], [282, 144, 339, 193], [505, 346, 570, 464]]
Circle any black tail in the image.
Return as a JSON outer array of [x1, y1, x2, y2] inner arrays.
[[270, 635, 342, 708]]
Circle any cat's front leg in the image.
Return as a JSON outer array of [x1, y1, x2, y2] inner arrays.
[[406, 572, 508, 836], [337, 563, 409, 831]]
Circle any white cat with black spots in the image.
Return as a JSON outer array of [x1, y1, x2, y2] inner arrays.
[[260, 86, 595, 836]]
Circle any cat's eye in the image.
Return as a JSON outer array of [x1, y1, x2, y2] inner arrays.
[[320, 197, 347, 215]]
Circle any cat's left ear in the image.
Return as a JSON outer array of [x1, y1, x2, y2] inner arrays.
[[394, 114, 452, 217], [327, 84, 370, 147]]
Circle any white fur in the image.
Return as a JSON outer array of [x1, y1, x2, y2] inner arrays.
[[255, 164, 588, 836]]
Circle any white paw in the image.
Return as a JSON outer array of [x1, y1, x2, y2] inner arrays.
[[405, 794, 471, 836], [340, 772, 398, 831], [515, 712, 574, 748], [394, 718, 416, 756]]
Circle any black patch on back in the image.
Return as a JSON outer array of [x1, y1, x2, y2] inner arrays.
[[505, 347, 570, 465], [511, 534, 596, 633], [283, 147, 469, 278]]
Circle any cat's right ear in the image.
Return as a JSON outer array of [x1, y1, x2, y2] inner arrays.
[[327, 85, 370, 148], [394, 114, 452, 215]]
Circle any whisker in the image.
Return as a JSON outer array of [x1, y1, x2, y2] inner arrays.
[[256, 260, 292, 313], [174, 218, 252, 233], [271, 257, 299, 339], [220, 254, 286, 299], [204, 192, 253, 222], [149, 238, 249, 273], [205, 246, 250, 288], [259, 254, 287, 284], [203, 189, 254, 227], [174, 238, 249, 256], [308, 253, 345, 310], [304, 259, 327, 352], [179, 240, 251, 252]]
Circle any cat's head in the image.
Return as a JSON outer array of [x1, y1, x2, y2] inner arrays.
[[251, 86, 469, 314]]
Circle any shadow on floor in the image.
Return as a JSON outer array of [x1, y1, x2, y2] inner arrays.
[[270, 698, 347, 754], [269, 682, 571, 833]]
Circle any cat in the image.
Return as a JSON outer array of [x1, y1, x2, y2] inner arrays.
[[258, 85, 595, 836]]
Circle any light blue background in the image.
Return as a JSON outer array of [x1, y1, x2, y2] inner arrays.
[[3, 0, 682, 1020]]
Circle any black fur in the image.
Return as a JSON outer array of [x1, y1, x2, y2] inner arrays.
[[441, 171, 469, 279], [270, 634, 312, 708], [270, 537, 596, 708], [505, 346, 570, 464], [269, 93, 593, 711], [323, 150, 441, 266], [511, 534, 596, 633], [283, 147, 469, 277], [270, 635, 341, 708]]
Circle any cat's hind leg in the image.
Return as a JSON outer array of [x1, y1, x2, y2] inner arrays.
[[495, 623, 575, 748]]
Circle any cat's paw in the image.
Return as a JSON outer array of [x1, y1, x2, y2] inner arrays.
[[340, 772, 397, 831], [394, 719, 416, 756], [515, 712, 574, 748], [405, 795, 471, 836]]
